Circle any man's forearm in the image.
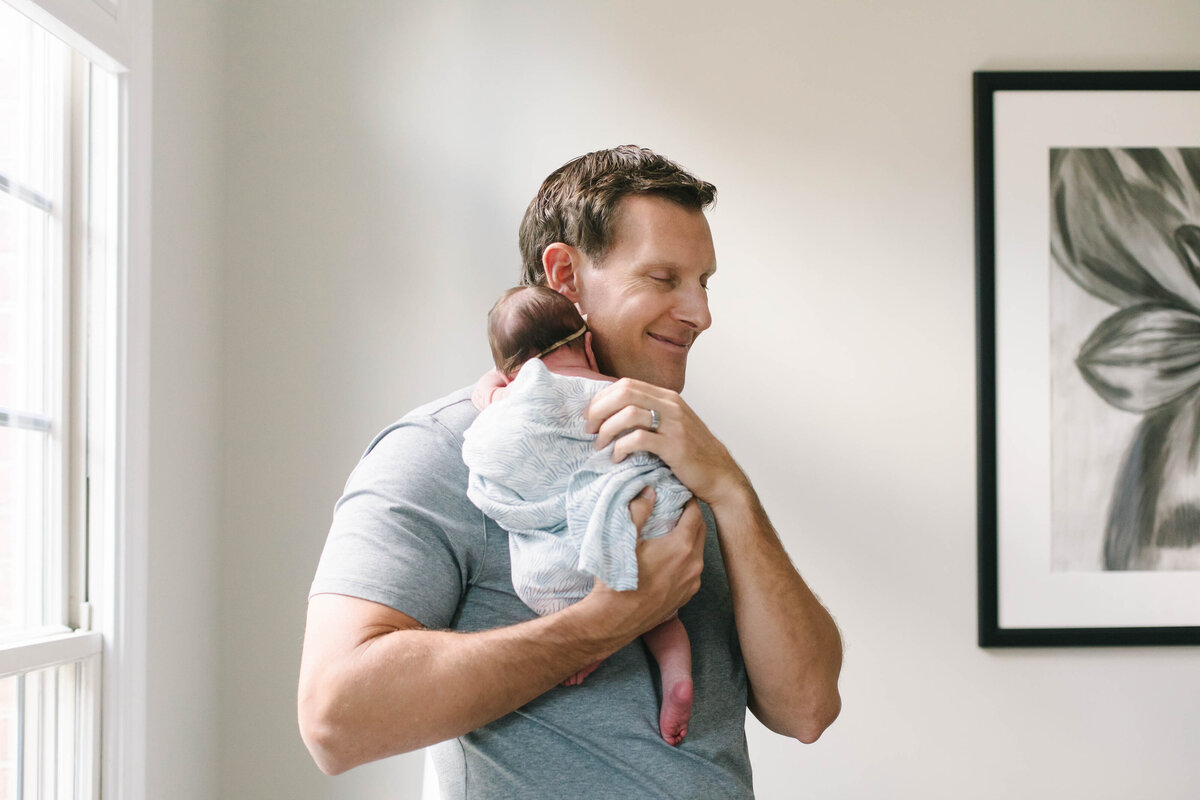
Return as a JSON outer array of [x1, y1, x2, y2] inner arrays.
[[299, 500, 705, 776], [299, 593, 635, 775], [709, 482, 843, 743], [581, 377, 843, 741]]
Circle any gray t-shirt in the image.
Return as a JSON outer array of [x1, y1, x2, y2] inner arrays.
[[311, 387, 754, 799]]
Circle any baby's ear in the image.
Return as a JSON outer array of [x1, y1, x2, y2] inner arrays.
[[583, 331, 599, 372]]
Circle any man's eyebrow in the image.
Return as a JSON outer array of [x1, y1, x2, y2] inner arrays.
[[638, 260, 718, 277]]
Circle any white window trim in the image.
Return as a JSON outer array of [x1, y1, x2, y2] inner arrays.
[[109, 2, 151, 798], [4, 0, 130, 73], [4, 1, 152, 799], [0, 631, 102, 678]]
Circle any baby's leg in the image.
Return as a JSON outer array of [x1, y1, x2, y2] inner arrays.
[[642, 615, 693, 746]]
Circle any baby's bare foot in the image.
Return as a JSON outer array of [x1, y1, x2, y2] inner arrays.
[[562, 660, 602, 687], [659, 678, 693, 746]]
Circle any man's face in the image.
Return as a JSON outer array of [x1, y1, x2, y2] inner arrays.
[[572, 194, 716, 392]]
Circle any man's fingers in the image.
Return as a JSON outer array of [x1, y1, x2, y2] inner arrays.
[[592, 405, 655, 451], [639, 500, 704, 574], [584, 378, 665, 434], [606, 498, 706, 632], [677, 500, 706, 553], [610, 429, 660, 464], [629, 487, 656, 532]]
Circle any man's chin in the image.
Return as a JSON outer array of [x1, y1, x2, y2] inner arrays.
[[606, 357, 687, 392], [641, 367, 687, 393]]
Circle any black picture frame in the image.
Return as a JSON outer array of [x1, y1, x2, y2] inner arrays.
[[975, 70, 1200, 647]]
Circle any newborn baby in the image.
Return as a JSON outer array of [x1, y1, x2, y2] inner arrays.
[[462, 285, 695, 745]]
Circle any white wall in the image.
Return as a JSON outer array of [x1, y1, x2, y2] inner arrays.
[[211, 2, 1200, 798], [148, 0, 225, 798]]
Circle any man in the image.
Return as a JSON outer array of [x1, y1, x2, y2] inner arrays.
[[299, 146, 842, 798]]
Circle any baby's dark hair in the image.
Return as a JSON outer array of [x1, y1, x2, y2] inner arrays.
[[488, 285, 587, 377]]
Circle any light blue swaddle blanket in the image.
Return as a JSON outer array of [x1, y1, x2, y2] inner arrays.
[[462, 358, 692, 616]]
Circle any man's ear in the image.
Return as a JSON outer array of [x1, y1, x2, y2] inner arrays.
[[543, 243, 582, 303], [583, 330, 599, 373]]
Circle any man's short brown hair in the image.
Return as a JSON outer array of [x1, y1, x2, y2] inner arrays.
[[488, 286, 588, 377], [518, 145, 716, 286]]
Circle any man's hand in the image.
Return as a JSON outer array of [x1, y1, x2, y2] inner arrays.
[[584, 376, 843, 744], [581, 495, 706, 637], [584, 377, 747, 508]]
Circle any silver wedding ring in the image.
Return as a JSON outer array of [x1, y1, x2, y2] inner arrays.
[[648, 408, 661, 433]]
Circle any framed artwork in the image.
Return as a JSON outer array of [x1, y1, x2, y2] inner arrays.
[[975, 71, 1200, 646]]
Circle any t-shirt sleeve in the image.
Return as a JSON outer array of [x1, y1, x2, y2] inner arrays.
[[309, 415, 484, 630]]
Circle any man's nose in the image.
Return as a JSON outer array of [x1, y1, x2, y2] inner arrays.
[[674, 283, 712, 332]]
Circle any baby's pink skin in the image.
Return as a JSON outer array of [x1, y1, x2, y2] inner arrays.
[[472, 331, 612, 410], [471, 368, 509, 410], [642, 615, 693, 746], [536, 340, 611, 382], [562, 617, 693, 746], [561, 660, 602, 687]]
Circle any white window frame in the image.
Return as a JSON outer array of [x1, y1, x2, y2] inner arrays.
[[1, 1, 149, 799]]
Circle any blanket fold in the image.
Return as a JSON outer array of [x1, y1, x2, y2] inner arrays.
[[463, 359, 691, 614]]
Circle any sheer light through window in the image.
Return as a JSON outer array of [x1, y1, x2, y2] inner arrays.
[[0, 2, 118, 796]]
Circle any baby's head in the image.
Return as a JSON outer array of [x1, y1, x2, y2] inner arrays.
[[488, 285, 591, 378]]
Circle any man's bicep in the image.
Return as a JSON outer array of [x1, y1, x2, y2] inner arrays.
[[311, 420, 481, 629], [305, 593, 425, 657]]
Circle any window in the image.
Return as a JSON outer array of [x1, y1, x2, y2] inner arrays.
[[0, 2, 119, 797]]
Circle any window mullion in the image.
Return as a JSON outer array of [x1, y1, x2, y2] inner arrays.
[[66, 48, 89, 633], [0, 407, 53, 432], [0, 631, 101, 680], [42, 26, 70, 636], [0, 172, 53, 212]]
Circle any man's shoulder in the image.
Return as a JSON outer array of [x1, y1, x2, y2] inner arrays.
[[404, 384, 477, 424], [361, 385, 478, 459]]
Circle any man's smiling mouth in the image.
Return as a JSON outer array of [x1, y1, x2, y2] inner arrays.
[[648, 332, 692, 349]]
